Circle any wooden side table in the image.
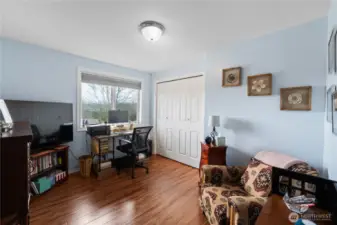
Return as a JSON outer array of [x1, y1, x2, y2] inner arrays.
[[199, 143, 227, 176], [256, 195, 333, 225]]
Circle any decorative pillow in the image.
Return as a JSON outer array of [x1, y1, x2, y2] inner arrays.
[[241, 160, 272, 197]]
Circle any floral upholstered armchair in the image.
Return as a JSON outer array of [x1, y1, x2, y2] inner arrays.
[[199, 161, 270, 225], [199, 157, 319, 225]]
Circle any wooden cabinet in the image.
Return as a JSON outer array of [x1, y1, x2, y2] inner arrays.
[[1, 122, 32, 225], [199, 143, 227, 175]]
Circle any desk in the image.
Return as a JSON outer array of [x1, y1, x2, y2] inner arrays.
[[256, 195, 333, 225], [91, 131, 133, 178]]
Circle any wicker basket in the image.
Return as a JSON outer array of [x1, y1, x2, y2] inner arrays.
[[79, 155, 92, 178]]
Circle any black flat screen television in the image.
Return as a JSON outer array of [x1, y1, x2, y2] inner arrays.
[[3, 99, 73, 151]]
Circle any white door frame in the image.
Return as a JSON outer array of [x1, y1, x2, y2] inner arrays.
[[152, 72, 205, 159]]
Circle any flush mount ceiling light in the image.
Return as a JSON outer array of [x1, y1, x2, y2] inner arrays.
[[139, 21, 165, 42]]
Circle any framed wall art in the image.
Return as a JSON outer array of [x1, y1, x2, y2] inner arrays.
[[327, 85, 337, 123], [280, 86, 312, 111], [247, 73, 272, 96], [222, 67, 241, 87], [332, 91, 337, 135], [328, 27, 337, 74]]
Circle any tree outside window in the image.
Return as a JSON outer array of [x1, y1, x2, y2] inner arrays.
[[81, 83, 139, 126]]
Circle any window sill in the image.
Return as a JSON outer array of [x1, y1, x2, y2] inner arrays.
[[77, 127, 87, 132], [77, 122, 140, 132]]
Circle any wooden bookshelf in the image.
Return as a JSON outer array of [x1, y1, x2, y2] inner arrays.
[[31, 145, 69, 158], [29, 145, 69, 196]]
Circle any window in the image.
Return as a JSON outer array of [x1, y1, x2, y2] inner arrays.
[[78, 71, 141, 129]]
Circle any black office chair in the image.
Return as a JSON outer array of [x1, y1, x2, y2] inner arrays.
[[115, 126, 153, 179]]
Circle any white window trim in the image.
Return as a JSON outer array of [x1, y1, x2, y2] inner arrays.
[[77, 67, 144, 132]]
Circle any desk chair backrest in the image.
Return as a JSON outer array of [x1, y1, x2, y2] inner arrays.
[[131, 126, 153, 152]]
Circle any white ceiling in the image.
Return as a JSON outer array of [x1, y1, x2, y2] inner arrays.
[[0, 0, 330, 72]]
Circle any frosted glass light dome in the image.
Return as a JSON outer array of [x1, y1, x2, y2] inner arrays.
[[139, 21, 165, 42]]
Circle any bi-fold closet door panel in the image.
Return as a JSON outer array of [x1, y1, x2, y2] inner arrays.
[[156, 76, 204, 168]]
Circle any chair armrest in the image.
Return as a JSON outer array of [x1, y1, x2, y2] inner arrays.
[[117, 138, 133, 154], [118, 138, 132, 144], [201, 165, 246, 186], [228, 196, 268, 225], [118, 138, 132, 148]]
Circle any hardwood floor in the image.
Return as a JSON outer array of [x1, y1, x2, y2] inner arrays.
[[30, 155, 208, 225]]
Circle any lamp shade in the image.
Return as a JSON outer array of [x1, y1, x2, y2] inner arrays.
[[208, 115, 220, 127], [0, 99, 13, 124]]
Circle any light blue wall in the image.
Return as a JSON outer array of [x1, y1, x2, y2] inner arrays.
[[323, 0, 337, 180], [0, 18, 329, 173], [1, 38, 151, 171], [154, 18, 327, 171]]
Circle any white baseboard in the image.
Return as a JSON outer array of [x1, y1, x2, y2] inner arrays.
[[69, 167, 80, 174]]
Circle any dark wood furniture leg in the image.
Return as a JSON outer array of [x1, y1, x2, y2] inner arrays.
[[112, 136, 115, 160], [131, 155, 136, 179], [98, 138, 101, 172]]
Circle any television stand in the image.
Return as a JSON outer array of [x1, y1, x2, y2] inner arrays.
[[31, 142, 62, 154], [29, 145, 69, 197]]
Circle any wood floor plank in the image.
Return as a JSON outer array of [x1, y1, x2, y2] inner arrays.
[[30, 155, 207, 225]]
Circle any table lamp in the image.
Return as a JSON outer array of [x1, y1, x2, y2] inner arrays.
[[208, 115, 220, 145], [0, 99, 13, 132]]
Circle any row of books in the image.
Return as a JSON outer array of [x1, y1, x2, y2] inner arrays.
[[30, 153, 58, 176], [30, 170, 67, 195]]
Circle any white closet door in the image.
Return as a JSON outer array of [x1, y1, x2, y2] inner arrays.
[[156, 82, 168, 155], [156, 76, 204, 168]]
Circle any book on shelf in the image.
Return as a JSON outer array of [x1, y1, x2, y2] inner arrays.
[[53, 154, 57, 165], [30, 153, 59, 176], [30, 182, 39, 195]]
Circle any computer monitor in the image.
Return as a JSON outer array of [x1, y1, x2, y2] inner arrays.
[[108, 110, 129, 123]]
